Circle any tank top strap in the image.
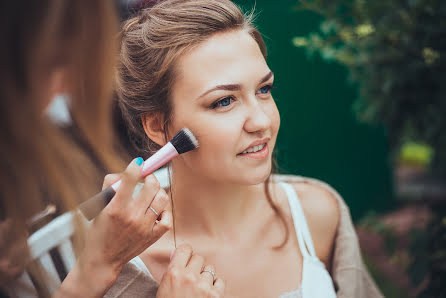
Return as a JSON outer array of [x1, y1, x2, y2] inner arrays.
[[279, 182, 317, 259]]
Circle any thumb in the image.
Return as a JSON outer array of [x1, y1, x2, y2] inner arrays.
[[102, 174, 121, 190], [113, 157, 144, 205]]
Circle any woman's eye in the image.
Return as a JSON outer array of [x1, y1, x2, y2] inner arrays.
[[211, 96, 234, 109], [258, 84, 275, 94]]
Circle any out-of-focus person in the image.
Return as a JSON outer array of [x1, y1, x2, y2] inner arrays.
[[0, 1, 174, 297]]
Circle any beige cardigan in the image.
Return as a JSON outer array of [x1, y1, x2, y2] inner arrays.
[[105, 175, 383, 298]]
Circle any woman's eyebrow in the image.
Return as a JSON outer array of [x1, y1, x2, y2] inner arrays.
[[259, 71, 274, 84], [196, 71, 274, 99]]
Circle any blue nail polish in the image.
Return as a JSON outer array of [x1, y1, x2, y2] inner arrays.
[[135, 157, 144, 166]]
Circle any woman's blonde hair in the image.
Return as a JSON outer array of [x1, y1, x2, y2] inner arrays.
[[0, 0, 124, 289], [117, 0, 289, 248]]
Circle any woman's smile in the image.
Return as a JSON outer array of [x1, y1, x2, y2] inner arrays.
[[237, 142, 269, 160], [167, 29, 280, 185]]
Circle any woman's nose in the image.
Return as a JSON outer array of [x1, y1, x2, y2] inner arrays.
[[243, 100, 271, 134]]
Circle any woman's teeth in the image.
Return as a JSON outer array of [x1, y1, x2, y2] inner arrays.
[[242, 143, 265, 154]]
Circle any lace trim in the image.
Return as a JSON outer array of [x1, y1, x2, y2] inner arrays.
[[278, 286, 303, 298]]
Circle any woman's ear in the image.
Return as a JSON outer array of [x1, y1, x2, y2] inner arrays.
[[141, 113, 166, 146]]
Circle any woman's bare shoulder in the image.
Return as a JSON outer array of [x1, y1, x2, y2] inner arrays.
[[272, 176, 340, 228], [292, 180, 340, 227], [272, 176, 340, 266], [295, 179, 340, 265]]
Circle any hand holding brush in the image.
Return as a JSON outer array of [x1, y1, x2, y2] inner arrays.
[[79, 128, 198, 220]]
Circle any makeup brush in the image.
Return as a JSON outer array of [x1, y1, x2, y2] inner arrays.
[[79, 128, 198, 220]]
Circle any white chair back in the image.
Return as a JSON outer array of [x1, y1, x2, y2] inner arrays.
[[8, 212, 77, 297]]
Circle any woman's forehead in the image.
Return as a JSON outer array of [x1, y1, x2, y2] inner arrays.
[[173, 30, 269, 95]]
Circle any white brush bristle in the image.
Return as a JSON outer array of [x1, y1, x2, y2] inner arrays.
[[182, 127, 199, 148], [170, 127, 199, 154]]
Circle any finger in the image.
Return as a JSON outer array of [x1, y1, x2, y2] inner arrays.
[[145, 188, 169, 222], [200, 264, 216, 285], [151, 210, 173, 239], [213, 277, 225, 293], [102, 173, 121, 190], [169, 243, 193, 268], [186, 253, 204, 273], [114, 157, 144, 204], [135, 174, 161, 209]]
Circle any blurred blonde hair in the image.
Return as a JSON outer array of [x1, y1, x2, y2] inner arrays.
[[0, 0, 124, 291]]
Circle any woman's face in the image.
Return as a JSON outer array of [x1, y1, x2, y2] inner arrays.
[[168, 29, 280, 185]]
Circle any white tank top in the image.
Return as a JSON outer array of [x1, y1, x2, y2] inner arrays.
[[278, 182, 337, 298]]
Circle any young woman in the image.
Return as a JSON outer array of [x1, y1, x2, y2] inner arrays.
[[0, 1, 218, 297], [108, 0, 383, 297]]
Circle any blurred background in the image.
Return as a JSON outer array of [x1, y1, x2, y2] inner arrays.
[[48, 0, 446, 297], [233, 1, 445, 297]]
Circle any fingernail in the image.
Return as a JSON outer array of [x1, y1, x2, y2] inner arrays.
[[134, 157, 144, 166], [170, 249, 175, 261]]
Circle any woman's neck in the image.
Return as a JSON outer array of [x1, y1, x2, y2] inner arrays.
[[169, 163, 267, 241]]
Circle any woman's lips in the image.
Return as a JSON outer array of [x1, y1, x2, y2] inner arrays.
[[237, 143, 269, 160]]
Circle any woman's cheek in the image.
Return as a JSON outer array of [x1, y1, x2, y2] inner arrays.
[[274, 106, 280, 132], [200, 119, 239, 152], [265, 99, 280, 133]]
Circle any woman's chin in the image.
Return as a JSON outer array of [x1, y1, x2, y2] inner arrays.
[[238, 166, 272, 185]]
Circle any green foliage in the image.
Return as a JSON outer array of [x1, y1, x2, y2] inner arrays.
[[359, 211, 398, 256], [291, 2, 446, 295], [363, 254, 409, 298], [292, 0, 446, 173], [364, 255, 408, 298], [408, 228, 429, 287], [359, 210, 446, 296], [408, 207, 446, 298], [399, 142, 433, 168]]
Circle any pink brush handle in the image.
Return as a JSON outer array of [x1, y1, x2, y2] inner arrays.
[[111, 142, 178, 191], [79, 142, 179, 220]]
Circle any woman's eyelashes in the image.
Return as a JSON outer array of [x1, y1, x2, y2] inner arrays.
[[210, 96, 235, 109], [209, 83, 275, 110], [257, 84, 275, 95]]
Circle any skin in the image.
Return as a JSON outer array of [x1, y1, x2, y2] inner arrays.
[[43, 71, 217, 298], [4, 72, 174, 297], [41, 72, 173, 297], [141, 29, 340, 297], [32, 67, 209, 298], [156, 244, 225, 297], [56, 161, 173, 298]]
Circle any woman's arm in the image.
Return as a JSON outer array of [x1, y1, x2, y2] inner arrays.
[[54, 158, 172, 297], [54, 257, 120, 298]]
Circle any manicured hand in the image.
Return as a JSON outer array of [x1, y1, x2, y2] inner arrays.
[[57, 158, 172, 297], [156, 244, 225, 298]]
